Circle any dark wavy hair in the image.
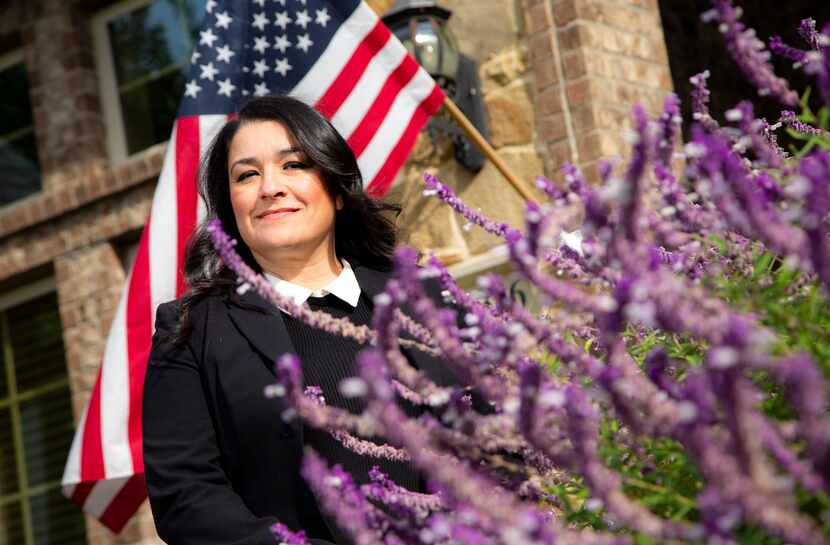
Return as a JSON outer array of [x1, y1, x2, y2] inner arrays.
[[175, 95, 399, 340]]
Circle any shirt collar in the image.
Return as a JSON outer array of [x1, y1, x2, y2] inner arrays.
[[265, 259, 361, 309]]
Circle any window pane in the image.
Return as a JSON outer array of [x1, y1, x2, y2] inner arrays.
[[0, 407, 19, 496], [7, 293, 66, 393], [120, 69, 186, 154], [107, 0, 206, 155], [21, 386, 76, 488], [0, 61, 40, 207], [30, 488, 87, 545], [0, 500, 25, 545]]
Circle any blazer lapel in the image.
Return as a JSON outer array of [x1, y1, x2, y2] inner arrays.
[[225, 289, 295, 373]]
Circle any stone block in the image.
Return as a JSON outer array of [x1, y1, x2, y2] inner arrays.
[[485, 81, 535, 147], [480, 46, 528, 94]]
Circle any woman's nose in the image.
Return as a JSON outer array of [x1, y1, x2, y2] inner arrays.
[[259, 170, 287, 198]]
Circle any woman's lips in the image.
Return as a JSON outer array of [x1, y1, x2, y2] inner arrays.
[[258, 208, 300, 220]]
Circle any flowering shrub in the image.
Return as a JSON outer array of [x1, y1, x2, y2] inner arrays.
[[208, 3, 830, 544]]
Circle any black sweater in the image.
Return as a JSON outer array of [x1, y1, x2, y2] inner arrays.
[[282, 293, 422, 543]]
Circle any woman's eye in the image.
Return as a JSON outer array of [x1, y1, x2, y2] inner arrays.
[[284, 161, 308, 170], [236, 170, 258, 182]]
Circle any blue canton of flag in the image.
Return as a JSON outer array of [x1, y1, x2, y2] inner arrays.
[[181, 0, 354, 114]]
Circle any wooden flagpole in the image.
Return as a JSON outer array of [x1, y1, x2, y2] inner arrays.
[[441, 96, 536, 203]]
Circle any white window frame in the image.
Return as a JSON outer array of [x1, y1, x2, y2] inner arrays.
[[0, 277, 56, 314], [0, 48, 25, 74]]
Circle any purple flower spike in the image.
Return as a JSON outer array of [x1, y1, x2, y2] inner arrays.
[[619, 104, 651, 242], [301, 450, 388, 545], [270, 522, 310, 545], [779, 110, 827, 137], [798, 18, 820, 50], [690, 70, 719, 130], [768, 35, 809, 64], [656, 93, 682, 166], [704, 0, 798, 106], [800, 152, 830, 290], [805, 23, 830, 108], [422, 172, 519, 240]]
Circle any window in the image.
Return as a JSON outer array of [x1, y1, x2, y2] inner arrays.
[[93, 0, 207, 161], [0, 50, 41, 208], [0, 283, 87, 545]]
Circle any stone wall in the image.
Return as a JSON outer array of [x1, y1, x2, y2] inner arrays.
[[389, 0, 546, 264]]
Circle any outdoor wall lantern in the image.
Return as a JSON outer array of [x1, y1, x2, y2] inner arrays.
[[382, 0, 490, 172]]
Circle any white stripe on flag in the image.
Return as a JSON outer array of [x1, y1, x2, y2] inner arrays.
[[150, 126, 180, 322], [99, 271, 133, 478], [291, 2, 378, 104], [197, 116, 227, 223], [357, 66, 436, 183], [330, 37, 408, 139], [83, 477, 130, 519], [61, 404, 86, 485]]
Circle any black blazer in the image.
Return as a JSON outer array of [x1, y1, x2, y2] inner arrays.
[[143, 264, 460, 545]]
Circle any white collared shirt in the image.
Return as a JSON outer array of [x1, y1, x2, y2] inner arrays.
[[264, 259, 361, 309]]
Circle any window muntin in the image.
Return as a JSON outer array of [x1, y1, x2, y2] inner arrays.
[[0, 290, 86, 545], [94, 0, 206, 160], [0, 51, 41, 208]]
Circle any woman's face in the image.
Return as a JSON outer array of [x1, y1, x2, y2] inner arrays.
[[227, 120, 340, 267]]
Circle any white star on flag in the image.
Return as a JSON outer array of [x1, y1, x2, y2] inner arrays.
[[252, 12, 269, 31], [273, 35, 291, 53], [295, 10, 311, 29], [252, 59, 269, 77], [216, 44, 235, 63], [274, 57, 292, 76], [315, 8, 331, 27], [191, 49, 201, 63], [254, 82, 270, 96], [199, 62, 219, 80], [253, 0, 265, 6], [296, 33, 313, 53], [205, 0, 217, 12], [253, 36, 270, 54], [199, 28, 218, 47], [275, 0, 286, 5], [274, 11, 291, 30], [217, 78, 237, 97], [214, 11, 232, 29], [184, 79, 202, 98]]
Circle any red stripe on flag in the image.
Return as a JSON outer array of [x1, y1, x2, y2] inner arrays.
[[347, 56, 420, 157], [125, 223, 153, 473], [175, 117, 200, 297], [98, 474, 148, 533], [366, 86, 446, 198], [79, 368, 105, 482], [69, 481, 96, 507], [315, 20, 391, 118]]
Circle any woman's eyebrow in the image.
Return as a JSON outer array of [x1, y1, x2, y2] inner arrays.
[[229, 148, 302, 172]]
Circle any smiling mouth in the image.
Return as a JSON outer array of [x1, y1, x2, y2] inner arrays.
[[258, 208, 300, 220]]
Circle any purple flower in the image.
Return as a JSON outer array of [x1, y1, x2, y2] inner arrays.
[[703, 0, 798, 106]]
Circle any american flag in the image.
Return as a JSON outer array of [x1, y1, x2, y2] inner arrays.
[[61, 0, 445, 532]]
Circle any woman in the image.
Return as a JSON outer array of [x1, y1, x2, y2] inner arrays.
[[143, 96, 461, 545]]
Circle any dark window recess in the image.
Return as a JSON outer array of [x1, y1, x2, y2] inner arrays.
[[659, 0, 830, 144], [0, 61, 40, 207]]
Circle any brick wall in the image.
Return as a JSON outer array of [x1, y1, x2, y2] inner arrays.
[[523, 0, 673, 181]]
